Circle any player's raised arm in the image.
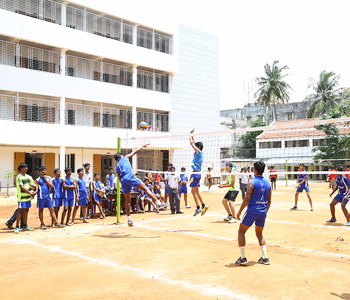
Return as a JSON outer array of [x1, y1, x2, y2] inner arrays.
[[125, 143, 150, 159], [189, 129, 199, 154]]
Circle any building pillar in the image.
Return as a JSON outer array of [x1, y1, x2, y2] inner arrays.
[[60, 97, 65, 125], [152, 29, 155, 50], [132, 25, 138, 46], [100, 59, 103, 82], [61, 2, 67, 27], [168, 74, 173, 93], [83, 7, 87, 31], [152, 110, 156, 132], [39, 0, 44, 20], [60, 49, 66, 75], [100, 103, 103, 127], [120, 20, 123, 42], [132, 65, 137, 88], [15, 42, 20, 67], [132, 106, 137, 131], [60, 146, 65, 173], [152, 70, 155, 91]]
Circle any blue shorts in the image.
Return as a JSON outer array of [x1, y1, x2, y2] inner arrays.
[[334, 194, 349, 204], [121, 175, 141, 194], [18, 201, 31, 209], [241, 209, 267, 227], [77, 195, 88, 206], [165, 185, 168, 193], [179, 185, 187, 194], [189, 174, 201, 188], [53, 198, 63, 207], [37, 198, 53, 209], [64, 198, 74, 207], [93, 191, 102, 202], [297, 185, 310, 193]]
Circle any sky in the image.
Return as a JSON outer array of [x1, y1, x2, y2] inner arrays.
[[114, 0, 350, 110]]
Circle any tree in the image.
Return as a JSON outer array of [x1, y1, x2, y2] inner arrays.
[[303, 71, 342, 118], [239, 118, 266, 158], [255, 60, 293, 121]]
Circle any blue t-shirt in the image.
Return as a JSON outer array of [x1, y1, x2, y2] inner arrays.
[[37, 176, 51, 201], [247, 175, 271, 213], [336, 176, 350, 196], [108, 174, 115, 188], [144, 184, 152, 198], [77, 178, 87, 197], [133, 187, 142, 196], [64, 177, 75, 199], [116, 157, 132, 179], [52, 177, 63, 199], [297, 173, 308, 187], [180, 174, 187, 186], [191, 150, 203, 172]]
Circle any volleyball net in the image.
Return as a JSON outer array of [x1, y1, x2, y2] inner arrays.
[[120, 117, 350, 185]]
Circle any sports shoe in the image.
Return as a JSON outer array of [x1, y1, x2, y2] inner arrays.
[[55, 223, 66, 228], [80, 217, 83, 221], [86, 215, 91, 219], [140, 209, 145, 214], [235, 257, 248, 265], [201, 206, 209, 216], [5, 222, 14, 230], [345, 222, 350, 226], [23, 226, 34, 231], [159, 203, 170, 209], [258, 257, 270, 265], [128, 220, 134, 227], [224, 215, 233, 222], [193, 208, 203, 216], [40, 224, 47, 230], [290, 206, 297, 210], [185, 204, 191, 209], [310, 206, 314, 211], [14, 227, 19, 234], [326, 218, 336, 222], [228, 217, 238, 223], [176, 211, 184, 214]]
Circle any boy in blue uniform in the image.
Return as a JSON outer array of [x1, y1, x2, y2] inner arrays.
[[236, 161, 272, 265], [92, 172, 106, 219], [189, 128, 208, 216], [114, 144, 160, 227], [71, 168, 89, 224], [62, 168, 77, 226], [143, 178, 159, 213], [291, 164, 313, 211], [179, 167, 190, 208], [327, 166, 350, 226], [36, 166, 64, 229], [105, 167, 115, 189], [52, 168, 64, 227]]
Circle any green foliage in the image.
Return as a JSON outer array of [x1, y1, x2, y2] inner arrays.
[[255, 60, 293, 121], [303, 71, 342, 118], [239, 119, 266, 158]]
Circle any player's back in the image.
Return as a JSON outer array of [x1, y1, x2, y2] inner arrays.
[[248, 175, 270, 213], [116, 157, 132, 178], [336, 176, 350, 195]]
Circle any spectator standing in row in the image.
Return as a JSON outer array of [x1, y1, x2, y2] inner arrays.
[[240, 167, 249, 200]]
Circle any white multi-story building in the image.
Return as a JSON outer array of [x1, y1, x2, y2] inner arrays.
[[0, 0, 220, 184]]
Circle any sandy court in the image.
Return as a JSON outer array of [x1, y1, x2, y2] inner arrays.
[[0, 181, 350, 300]]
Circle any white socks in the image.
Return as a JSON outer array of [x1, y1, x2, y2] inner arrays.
[[261, 245, 267, 259], [239, 246, 246, 259]]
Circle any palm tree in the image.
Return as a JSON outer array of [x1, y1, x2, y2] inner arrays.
[[255, 60, 293, 122], [303, 71, 342, 118]]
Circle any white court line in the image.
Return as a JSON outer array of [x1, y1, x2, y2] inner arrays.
[[0, 239, 253, 300], [135, 223, 350, 259]]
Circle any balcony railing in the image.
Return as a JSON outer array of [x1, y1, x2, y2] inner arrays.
[[66, 54, 133, 86], [137, 70, 169, 93], [0, 0, 173, 54], [0, 40, 60, 74], [137, 110, 169, 132]]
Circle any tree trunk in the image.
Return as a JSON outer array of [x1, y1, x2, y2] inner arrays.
[[273, 99, 278, 121]]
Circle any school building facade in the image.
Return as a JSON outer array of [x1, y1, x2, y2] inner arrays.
[[0, 0, 220, 185]]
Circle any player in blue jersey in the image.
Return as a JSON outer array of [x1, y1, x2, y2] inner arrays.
[[327, 166, 350, 226], [114, 144, 161, 227], [105, 167, 115, 190], [143, 178, 159, 213], [52, 168, 64, 227], [290, 164, 314, 211], [236, 161, 272, 265], [35, 167, 64, 230], [179, 167, 190, 208], [62, 168, 77, 226], [92, 172, 106, 219], [189, 128, 208, 217], [71, 168, 89, 224]]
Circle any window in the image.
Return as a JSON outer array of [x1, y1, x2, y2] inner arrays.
[[65, 154, 75, 172], [287, 112, 293, 120], [285, 140, 309, 148], [246, 116, 252, 125], [67, 67, 74, 76], [259, 141, 282, 149], [313, 139, 327, 146], [67, 110, 75, 125]]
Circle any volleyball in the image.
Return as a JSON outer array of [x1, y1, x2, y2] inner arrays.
[[29, 182, 37, 190], [139, 122, 148, 130], [97, 191, 104, 196]]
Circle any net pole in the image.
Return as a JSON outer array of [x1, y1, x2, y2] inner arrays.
[[285, 159, 288, 187], [117, 137, 121, 224]]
